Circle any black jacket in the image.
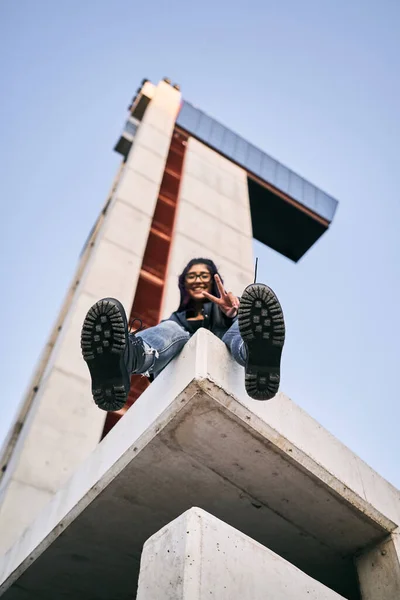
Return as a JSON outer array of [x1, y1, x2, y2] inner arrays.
[[164, 301, 238, 340]]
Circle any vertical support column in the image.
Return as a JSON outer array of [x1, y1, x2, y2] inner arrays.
[[136, 507, 346, 600], [0, 80, 181, 554], [356, 530, 400, 600]]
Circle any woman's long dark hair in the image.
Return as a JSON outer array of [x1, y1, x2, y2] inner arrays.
[[176, 258, 223, 312]]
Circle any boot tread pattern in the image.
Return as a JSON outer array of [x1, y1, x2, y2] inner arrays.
[[238, 284, 285, 401], [81, 299, 129, 412], [81, 300, 126, 362]]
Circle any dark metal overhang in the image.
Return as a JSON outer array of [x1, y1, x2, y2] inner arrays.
[[248, 176, 330, 262], [176, 101, 338, 261]]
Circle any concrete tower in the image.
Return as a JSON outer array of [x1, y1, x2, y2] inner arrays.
[[0, 78, 338, 554]]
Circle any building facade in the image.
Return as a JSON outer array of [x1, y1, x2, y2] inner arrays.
[[0, 78, 338, 554]]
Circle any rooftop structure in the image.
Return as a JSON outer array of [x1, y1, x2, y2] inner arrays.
[[0, 332, 398, 599]]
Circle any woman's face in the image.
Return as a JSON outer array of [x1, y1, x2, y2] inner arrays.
[[184, 263, 213, 302]]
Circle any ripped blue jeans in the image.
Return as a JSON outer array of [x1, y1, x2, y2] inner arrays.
[[133, 320, 247, 378]]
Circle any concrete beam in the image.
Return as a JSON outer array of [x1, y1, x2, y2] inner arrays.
[[0, 330, 399, 600], [137, 507, 346, 599]]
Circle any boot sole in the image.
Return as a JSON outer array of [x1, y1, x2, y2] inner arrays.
[[238, 284, 285, 401], [80, 298, 130, 411]]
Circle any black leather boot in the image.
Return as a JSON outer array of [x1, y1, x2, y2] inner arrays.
[[81, 298, 146, 411], [238, 284, 285, 401]]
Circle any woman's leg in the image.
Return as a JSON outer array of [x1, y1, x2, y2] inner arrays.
[[221, 320, 248, 367], [135, 320, 190, 377]]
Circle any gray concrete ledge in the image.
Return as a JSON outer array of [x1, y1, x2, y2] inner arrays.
[[137, 507, 346, 599], [0, 329, 399, 599]]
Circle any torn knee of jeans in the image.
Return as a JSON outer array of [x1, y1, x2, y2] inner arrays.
[[140, 346, 159, 377]]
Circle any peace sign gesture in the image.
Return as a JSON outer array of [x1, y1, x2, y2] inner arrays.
[[202, 274, 240, 318]]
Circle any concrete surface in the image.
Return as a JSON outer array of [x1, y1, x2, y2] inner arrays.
[[115, 168, 162, 218], [356, 528, 400, 600], [136, 507, 346, 600], [0, 329, 398, 600], [0, 80, 181, 554], [161, 137, 254, 319]]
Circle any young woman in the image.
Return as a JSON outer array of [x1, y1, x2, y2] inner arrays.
[[81, 258, 285, 411]]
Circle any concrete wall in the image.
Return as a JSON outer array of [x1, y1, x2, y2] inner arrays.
[[161, 137, 254, 319], [136, 507, 346, 600], [0, 80, 181, 555], [356, 529, 400, 600]]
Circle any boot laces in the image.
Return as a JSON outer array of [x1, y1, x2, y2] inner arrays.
[[130, 317, 144, 334]]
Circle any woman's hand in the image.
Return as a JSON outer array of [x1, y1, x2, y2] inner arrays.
[[201, 274, 240, 318]]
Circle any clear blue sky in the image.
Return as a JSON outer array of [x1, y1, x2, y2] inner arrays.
[[0, 0, 399, 487]]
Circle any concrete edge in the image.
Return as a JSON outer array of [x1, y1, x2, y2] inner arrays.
[[0, 334, 207, 593], [195, 374, 397, 534]]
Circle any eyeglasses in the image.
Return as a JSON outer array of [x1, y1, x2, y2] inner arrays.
[[185, 272, 212, 283]]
